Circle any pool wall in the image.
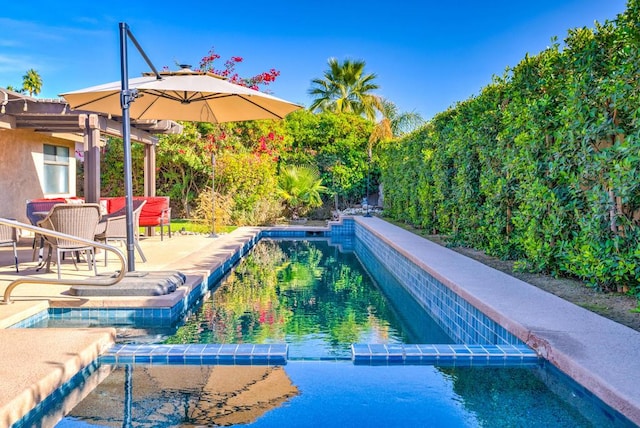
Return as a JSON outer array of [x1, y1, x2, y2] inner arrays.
[[352, 226, 522, 345]]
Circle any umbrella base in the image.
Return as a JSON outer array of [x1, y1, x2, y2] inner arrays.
[[69, 270, 185, 296]]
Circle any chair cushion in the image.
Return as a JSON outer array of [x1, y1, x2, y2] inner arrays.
[[103, 196, 170, 227]]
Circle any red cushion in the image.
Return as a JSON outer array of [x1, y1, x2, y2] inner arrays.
[[104, 197, 125, 214], [102, 196, 170, 227]]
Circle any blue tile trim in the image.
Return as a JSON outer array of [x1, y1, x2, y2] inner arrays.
[[12, 359, 102, 428], [261, 229, 328, 238], [353, 222, 524, 346], [100, 343, 288, 366], [351, 343, 539, 366], [8, 309, 49, 328]]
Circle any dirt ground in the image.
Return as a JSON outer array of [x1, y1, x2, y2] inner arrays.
[[425, 235, 640, 333]]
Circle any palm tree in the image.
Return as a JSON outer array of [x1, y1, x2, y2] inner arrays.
[[22, 69, 43, 97], [277, 165, 327, 219], [5, 85, 23, 94], [369, 98, 425, 147], [365, 99, 424, 212], [308, 58, 382, 121]]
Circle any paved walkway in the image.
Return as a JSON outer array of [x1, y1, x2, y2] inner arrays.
[[0, 219, 639, 426]]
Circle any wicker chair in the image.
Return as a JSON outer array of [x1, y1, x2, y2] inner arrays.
[[37, 203, 101, 279], [94, 199, 147, 265], [26, 199, 65, 263], [0, 222, 19, 272]]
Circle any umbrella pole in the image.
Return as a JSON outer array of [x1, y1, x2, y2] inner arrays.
[[123, 364, 133, 427], [120, 22, 137, 272], [118, 22, 162, 272], [210, 153, 218, 238]]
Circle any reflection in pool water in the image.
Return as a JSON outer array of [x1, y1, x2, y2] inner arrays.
[[49, 362, 618, 428], [164, 238, 452, 358]]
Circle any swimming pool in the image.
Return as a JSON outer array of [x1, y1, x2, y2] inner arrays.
[[15, 223, 637, 426]]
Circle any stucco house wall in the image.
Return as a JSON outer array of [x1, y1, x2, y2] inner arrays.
[[0, 128, 76, 223]]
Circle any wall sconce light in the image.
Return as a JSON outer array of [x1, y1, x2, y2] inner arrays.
[[23, 100, 28, 111]]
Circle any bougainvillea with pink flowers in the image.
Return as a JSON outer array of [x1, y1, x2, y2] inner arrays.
[[198, 47, 280, 91]]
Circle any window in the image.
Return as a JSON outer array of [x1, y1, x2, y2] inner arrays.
[[43, 144, 70, 194]]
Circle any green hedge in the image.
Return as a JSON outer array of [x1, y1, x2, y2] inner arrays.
[[380, 1, 640, 293]]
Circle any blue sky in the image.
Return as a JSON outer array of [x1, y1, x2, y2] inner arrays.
[[0, 0, 628, 120]]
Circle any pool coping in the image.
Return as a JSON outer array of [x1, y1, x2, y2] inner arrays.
[[97, 343, 540, 368], [102, 343, 289, 365]]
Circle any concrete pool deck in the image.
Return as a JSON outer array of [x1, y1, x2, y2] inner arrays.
[[0, 217, 639, 426]]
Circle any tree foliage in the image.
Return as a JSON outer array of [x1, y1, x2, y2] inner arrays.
[[22, 69, 43, 96], [380, 4, 640, 294], [277, 165, 327, 218], [284, 110, 374, 208], [371, 98, 424, 143], [155, 122, 211, 217], [308, 58, 382, 121]]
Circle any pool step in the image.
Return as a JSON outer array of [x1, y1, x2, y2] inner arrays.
[[352, 344, 540, 366], [101, 343, 288, 365], [101, 343, 540, 367]]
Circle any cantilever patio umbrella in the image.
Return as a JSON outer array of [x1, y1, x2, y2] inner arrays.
[[60, 23, 302, 272], [61, 67, 303, 123]]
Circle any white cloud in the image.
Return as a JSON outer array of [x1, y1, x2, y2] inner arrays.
[[0, 55, 34, 74]]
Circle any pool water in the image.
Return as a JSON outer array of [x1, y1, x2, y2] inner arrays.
[[162, 238, 452, 358], [44, 362, 618, 427]]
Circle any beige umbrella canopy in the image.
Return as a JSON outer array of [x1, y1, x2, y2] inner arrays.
[[61, 67, 302, 123], [67, 365, 299, 426]]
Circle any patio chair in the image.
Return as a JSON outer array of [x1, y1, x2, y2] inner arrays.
[[94, 199, 147, 265], [37, 203, 101, 279], [26, 199, 66, 263], [0, 221, 20, 272]]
